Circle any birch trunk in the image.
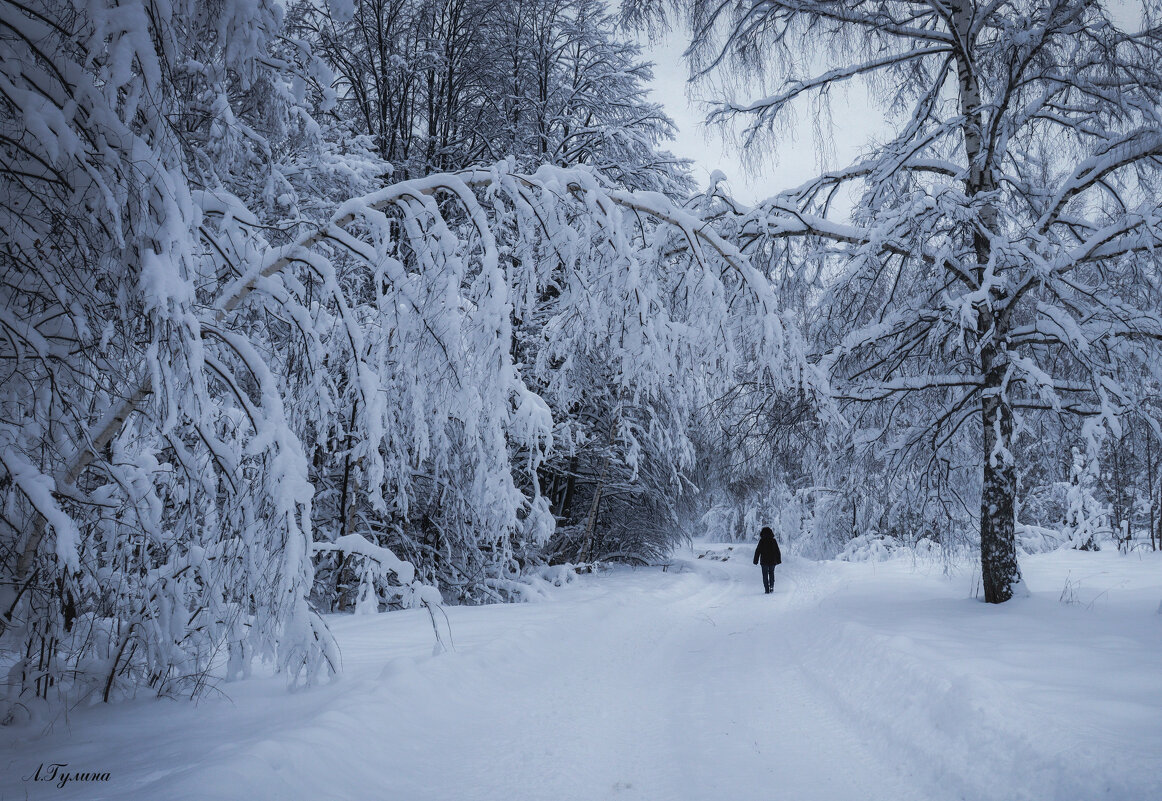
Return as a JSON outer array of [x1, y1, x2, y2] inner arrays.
[[953, 0, 1022, 602]]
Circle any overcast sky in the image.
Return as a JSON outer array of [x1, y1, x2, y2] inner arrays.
[[639, 31, 886, 205], [639, 1, 1146, 205]]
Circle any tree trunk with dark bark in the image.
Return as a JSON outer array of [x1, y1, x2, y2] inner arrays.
[[954, 0, 1023, 602], [979, 338, 1023, 602]]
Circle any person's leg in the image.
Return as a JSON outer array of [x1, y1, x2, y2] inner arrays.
[[762, 564, 774, 593]]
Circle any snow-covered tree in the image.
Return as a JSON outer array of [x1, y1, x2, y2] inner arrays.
[[638, 0, 1162, 601], [0, 0, 394, 713], [291, 0, 690, 192], [0, 0, 797, 711], [285, 0, 707, 577]]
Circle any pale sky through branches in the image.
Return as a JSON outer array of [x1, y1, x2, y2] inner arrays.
[[639, 29, 887, 206], [637, 0, 1146, 206]]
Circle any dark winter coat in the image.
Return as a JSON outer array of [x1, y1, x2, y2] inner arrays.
[[753, 531, 782, 566]]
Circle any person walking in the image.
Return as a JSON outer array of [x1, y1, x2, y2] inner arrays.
[[752, 526, 782, 594]]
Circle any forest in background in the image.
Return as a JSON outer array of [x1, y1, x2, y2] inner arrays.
[[2, 0, 1161, 716]]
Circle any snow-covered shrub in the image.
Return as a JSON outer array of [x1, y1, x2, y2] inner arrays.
[[836, 533, 907, 562], [835, 533, 949, 563], [1059, 447, 1112, 551], [1016, 525, 1066, 556]]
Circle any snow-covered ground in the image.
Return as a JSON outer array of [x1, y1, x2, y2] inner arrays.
[[2, 546, 1160, 801]]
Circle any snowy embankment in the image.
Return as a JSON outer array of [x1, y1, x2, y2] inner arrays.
[[2, 547, 1160, 801]]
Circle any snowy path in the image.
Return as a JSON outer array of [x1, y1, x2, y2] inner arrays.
[[3, 547, 1161, 801], [359, 557, 929, 801]]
